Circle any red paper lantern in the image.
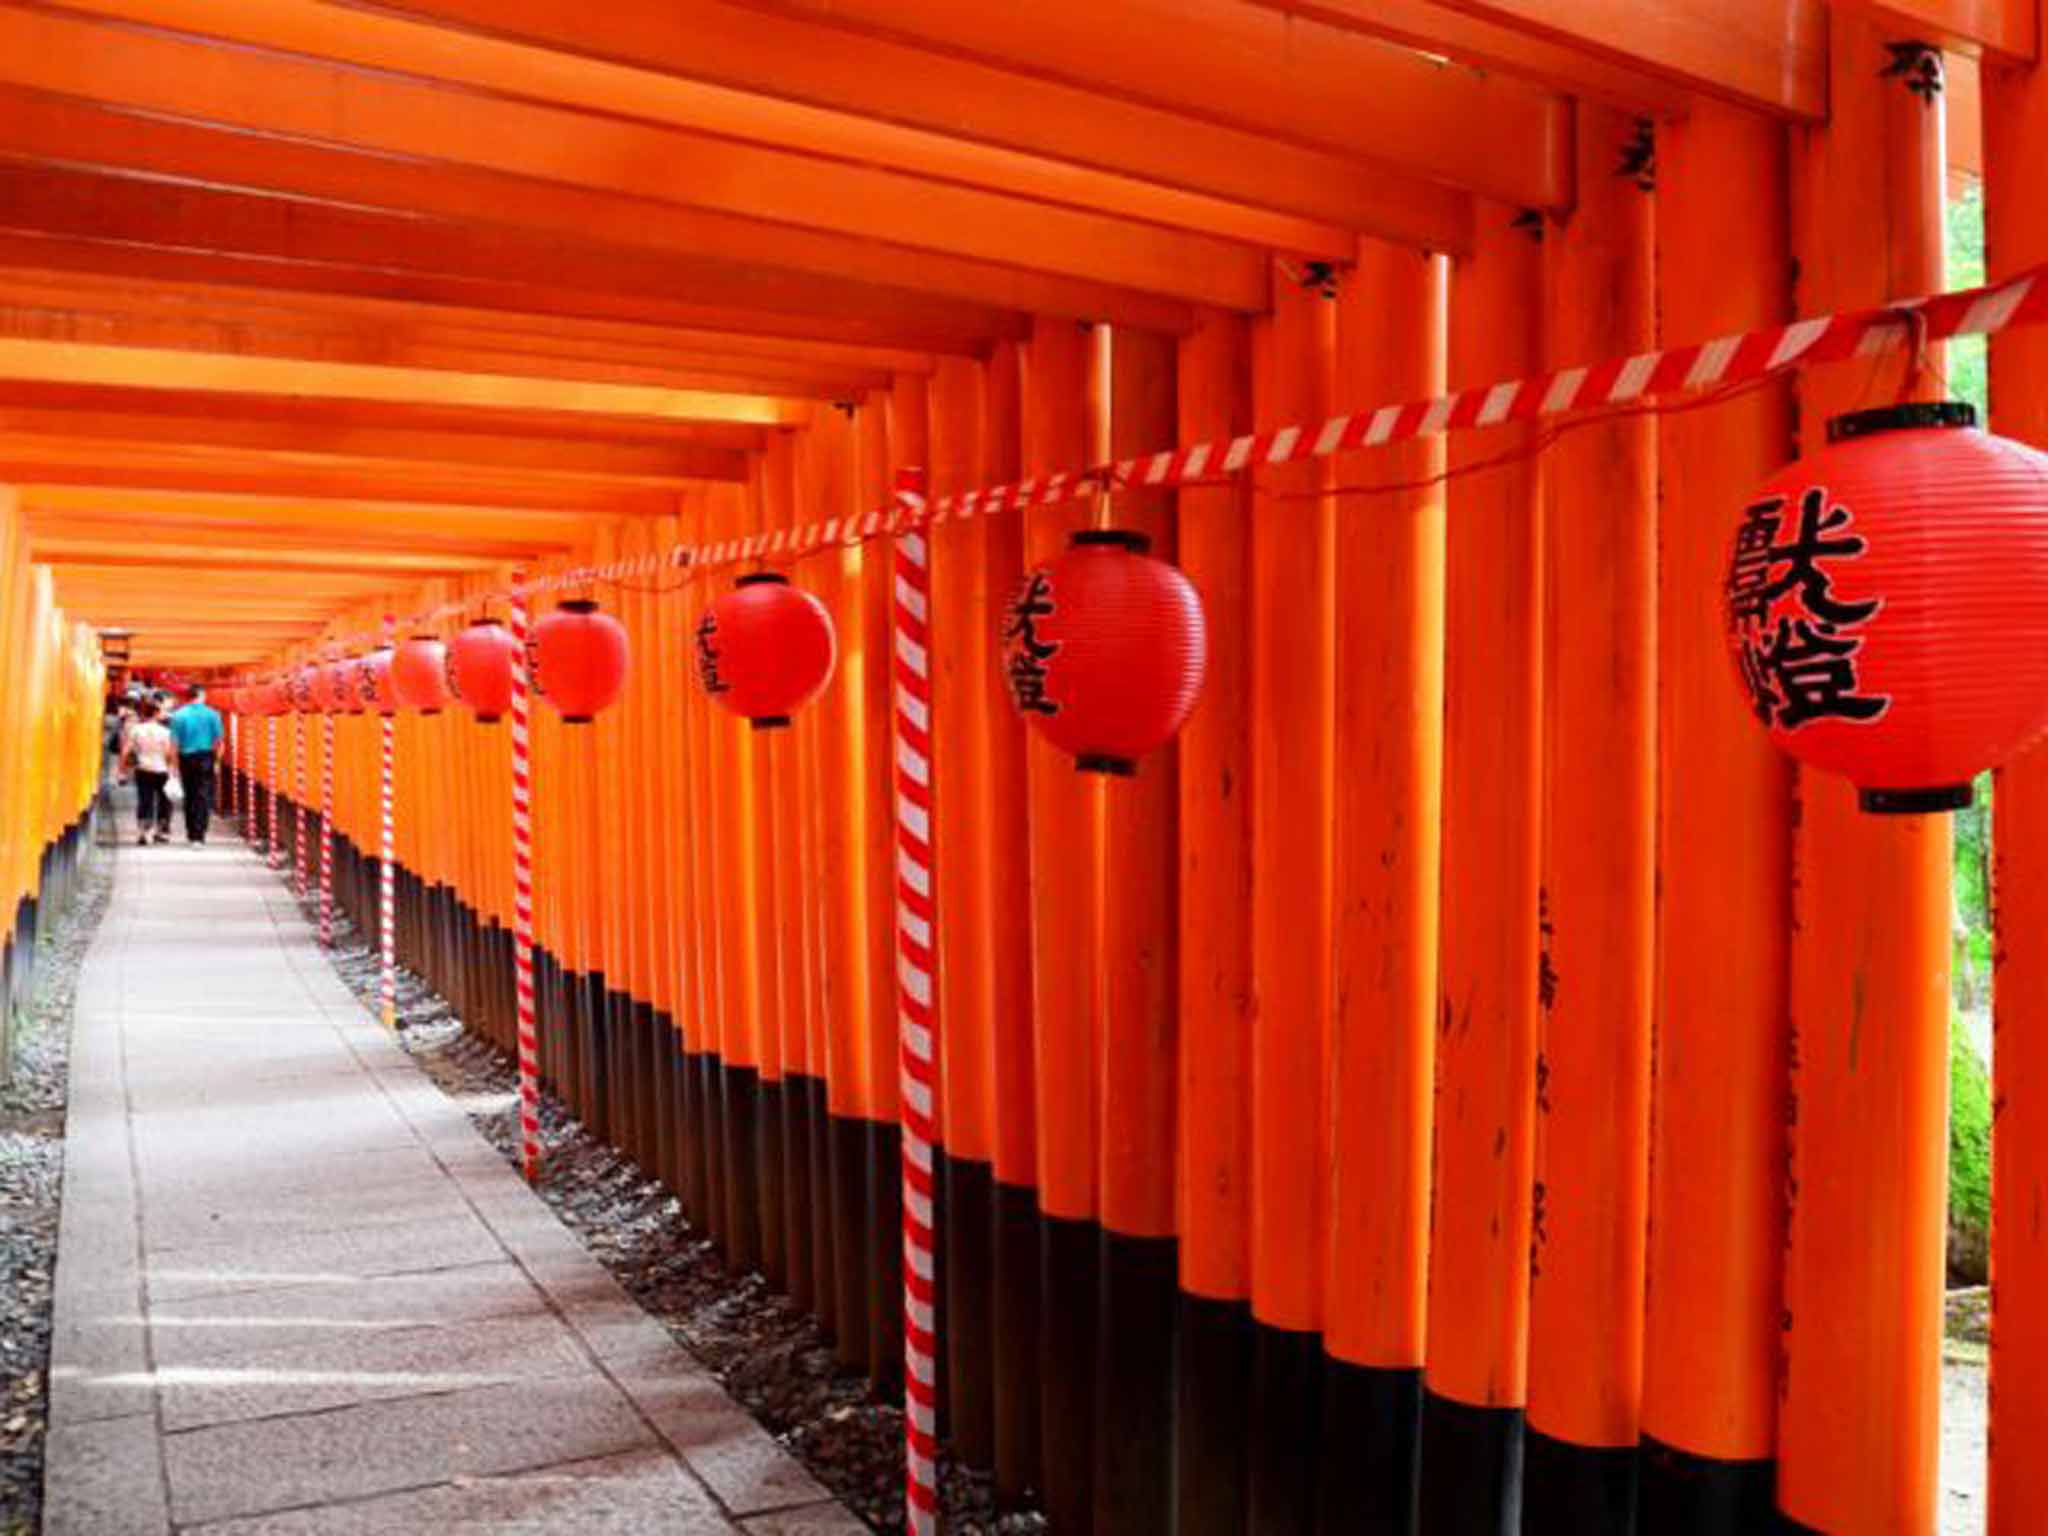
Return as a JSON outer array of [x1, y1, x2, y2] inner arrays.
[[447, 618, 519, 722], [1000, 529, 1208, 774], [1728, 401, 2048, 812], [315, 660, 356, 715], [694, 573, 836, 728], [214, 685, 239, 716], [288, 666, 320, 714], [532, 599, 630, 723], [357, 649, 401, 716], [391, 635, 451, 714]]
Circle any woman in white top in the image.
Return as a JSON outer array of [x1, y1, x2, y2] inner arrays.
[[119, 700, 176, 845]]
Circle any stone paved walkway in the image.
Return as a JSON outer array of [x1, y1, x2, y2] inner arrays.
[[42, 830, 862, 1534]]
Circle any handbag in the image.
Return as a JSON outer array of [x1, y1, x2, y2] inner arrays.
[[164, 772, 184, 805]]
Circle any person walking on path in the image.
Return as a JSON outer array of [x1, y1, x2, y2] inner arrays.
[[167, 685, 225, 845], [118, 699, 176, 845]]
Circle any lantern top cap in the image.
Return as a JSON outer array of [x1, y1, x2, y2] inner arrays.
[[557, 599, 600, 614], [406, 632, 440, 643], [1828, 400, 1977, 443], [735, 571, 789, 588], [1071, 529, 1152, 554], [466, 616, 505, 629]]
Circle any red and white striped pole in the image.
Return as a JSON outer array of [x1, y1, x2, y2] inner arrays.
[[294, 712, 310, 899], [380, 619, 398, 1030], [891, 467, 941, 1535], [509, 579, 542, 1182], [319, 711, 334, 947], [267, 715, 280, 869], [223, 712, 236, 818]]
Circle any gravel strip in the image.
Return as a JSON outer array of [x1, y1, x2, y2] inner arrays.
[[0, 848, 112, 1536], [312, 894, 1043, 1535]]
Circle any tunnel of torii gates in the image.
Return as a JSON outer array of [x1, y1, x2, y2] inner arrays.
[[15, 0, 2048, 1532]]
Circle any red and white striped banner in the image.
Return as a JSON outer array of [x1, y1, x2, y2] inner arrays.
[[223, 713, 236, 818], [319, 713, 334, 948], [380, 618, 398, 1031], [890, 466, 941, 1535], [367, 258, 2039, 610], [509, 577, 542, 1183]]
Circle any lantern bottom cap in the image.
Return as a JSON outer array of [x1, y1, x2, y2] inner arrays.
[[1859, 783, 1973, 815], [562, 715, 593, 725], [749, 715, 792, 731], [1075, 752, 1137, 777]]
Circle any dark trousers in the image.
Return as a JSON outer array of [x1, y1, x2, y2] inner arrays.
[[178, 753, 217, 843], [134, 770, 171, 835]]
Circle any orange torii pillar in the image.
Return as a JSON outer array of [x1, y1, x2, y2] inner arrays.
[[1094, 323, 1180, 1534], [1247, 261, 1336, 1534], [1640, 102, 1794, 1528], [1173, 307, 1256, 1536], [1019, 317, 1102, 1532], [1523, 102, 1658, 1530], [1984, 38, 2048, 1536], [978, 338, 1041, 1505], [1420, 204, 1542, 1532], [1778, 14, 1951, 1533], [1321, 242, 1445, 1527]]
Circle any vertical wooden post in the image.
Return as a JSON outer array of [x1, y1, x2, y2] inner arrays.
[[1524, 102, 1658, 1530], [1641, 101, 1795, 1528], [1020, 315, 1102, 1533], [267, 713, 279, 869], [927, 354, 998, 1467], [1779, 14, 1951, 1532], [1986, 36, 2048, 1533], [980, 337, 1041, 1503], [1174, 307, 1256, 1536], [1421, 203, 1543, 1534], [295, 706, 309, 897], [1094, 323, 1180, 1535], [1248, 258, 1336, 1534], [1323, 240, 1446, 1528]]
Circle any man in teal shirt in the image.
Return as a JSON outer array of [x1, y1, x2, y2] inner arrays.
[[167, 687, 225, 845]]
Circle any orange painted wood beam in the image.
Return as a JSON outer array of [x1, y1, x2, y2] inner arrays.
[[30, 540, 507, 574], [1424, 0, 1826, 115], [0, 339, 804, 427], [1247, 0, 1693, 113], [338, 0, 1480, 239], [0, 10, 1273, 310], [0, 405, 750, 483], [0, 459, 700, 511], [0, 296, 898, 398], [58, 0, 1386, 261], [1856, 0, 2039, 56], [18, 487, 592, 544], [23, 512, 568, 563], [707, 0, 1563, 206], [0, 159, 1031, 352]]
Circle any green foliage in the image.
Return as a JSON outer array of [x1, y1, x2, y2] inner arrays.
[[1950, 1009, 1993, 1281], [1947, 183, 1990, 421]]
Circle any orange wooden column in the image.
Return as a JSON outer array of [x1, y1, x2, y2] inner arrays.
[[1420, 204, 1543, 1531], [926, 353, 998, 1465], [1019, 315, 1103, 1533], [1523, 102, 1658, 1530], [1323, 241, 1445, 1528], [1986, 41, 2048, 1534], [800, 404, 874, 1374], [757, 432, 814, 1309], [1173, 307, 1256, 1536], [1641, 101, 1794, 1529], [978, 336, 1041, 1503], [1092, 323, 1180, 1534], [1778, 16, 1951, 1533], [1247, 261, 1336, 1534], [868, 377, 927, 1400]]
